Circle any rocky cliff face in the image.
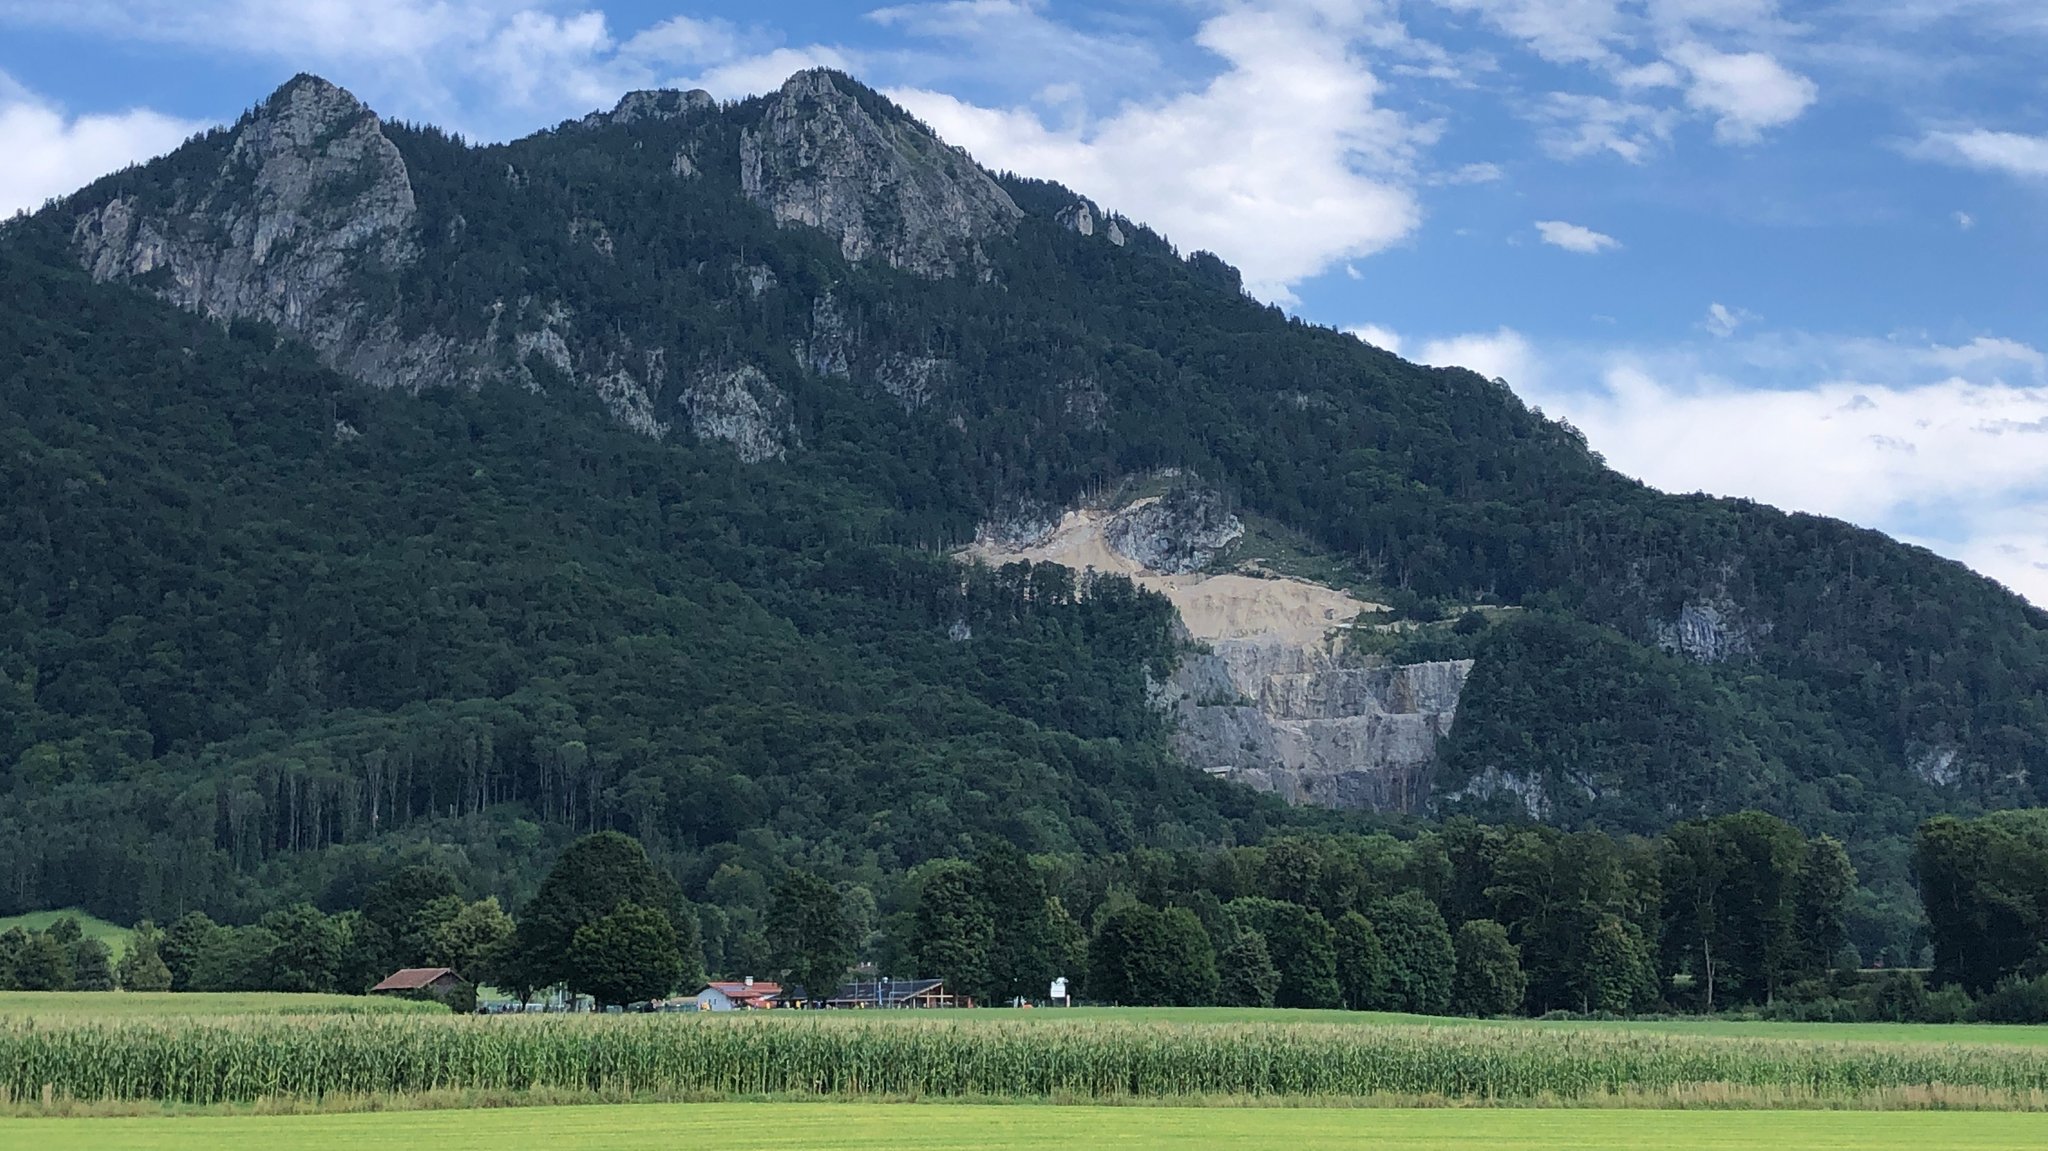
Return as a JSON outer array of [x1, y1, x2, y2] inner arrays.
[[740, 70, 1023, 278], [64, 70, 1043, 456], [971, 485, 1468, 813], [1163, 645, 1471, 810], [1653, 598, 1768, 663], [682, 365, 796, 462], [71, 75, 467, 392], [1104, 487, 1243, 574]]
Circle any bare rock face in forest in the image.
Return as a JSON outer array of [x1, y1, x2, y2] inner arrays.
[[70, 75, 465, 392], [971, 487, 1469, 814], [739, 69, 1024, 279]]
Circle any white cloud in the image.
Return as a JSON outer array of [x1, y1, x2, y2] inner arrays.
[[1345, 324, 1404, 355], [1913, 129, 2048, 180], [1923, 335, 2047, 374], [1536, 219, 1622, 253], [1431, 0, 1627, 66], [0, 3, 845, 140], [1418, 327, 1540, 385], [0, 73, 205, 217], [1615, 60, 1682, 89], [890, 2, 1430, 301], [1666, 43, 1818, 143], [1954, 210, 1975, 229], [1703, 302, 1756, 337], [1439, 161, 1505, 184], [1535, 92, 1678, 162]]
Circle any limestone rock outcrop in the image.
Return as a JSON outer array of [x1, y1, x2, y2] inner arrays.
[[683, 364, 795, 462], [739, 70, 1024, 278], [70, 75, 464, 393], [1104, 487, 1243, 575], [1653, 598, 1767, 663]]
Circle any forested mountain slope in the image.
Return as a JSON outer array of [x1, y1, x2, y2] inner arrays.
[[3, 70, 2044, 950]]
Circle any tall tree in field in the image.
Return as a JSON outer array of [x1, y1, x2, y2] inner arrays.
[[1217, 930, 1280, 1008], [357, 865, 461, 975], [910, 860, 994, 1000], [975, 841, 1056, 1004], [1914, 812, 2048, 993], [429, 897, 517, 990], [767, 869, 854, 1002], [514, 832, 700, 993], [1333, 911, 1391, 1011], [1661, 812, 1808, 1007], [1369, 893, 1455, 1015], [70, 937, 115, 991], [160, 912, 222, 993], [1793, 835, 1856, 975], [568, 904, 686, 1007], [118, 922, 173, 992], [1047, 896, 1089, 986], [1225, 897, 1341, 1009], [12, 931, 71, 991], [1577, 913, 1654, 1013], [262, 903, 343, 993], [1450, 920, 1524, 1016], [0, 927, 26, 988], [1089, 904, 1217, 1006]]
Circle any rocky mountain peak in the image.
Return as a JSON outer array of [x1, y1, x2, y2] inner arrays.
[[592, 87, 717, 127], [68, 72, 455, 390], [254, 73, 376, 143], [740, 68, 1023, 279]]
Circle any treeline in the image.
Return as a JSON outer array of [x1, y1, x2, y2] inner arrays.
[[882, 814, 1846, 1016], [883, 811, 2048, 1021], [13, 813, 2047, 1025], [1911, 810, 2048, 1019], [0, 834, 700, 1011]]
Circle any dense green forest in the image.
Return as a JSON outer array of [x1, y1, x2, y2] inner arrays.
[[15, 817, 2046, 1024], [3, 71, 2046, 966]]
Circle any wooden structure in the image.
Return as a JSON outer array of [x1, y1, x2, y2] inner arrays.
[[824, 977, 954, 1009], [685, 979, 784, 1011], [370, 966, 471, 1005]]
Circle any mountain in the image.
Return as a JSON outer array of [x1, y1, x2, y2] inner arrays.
[[4, 70, 2045, 954]]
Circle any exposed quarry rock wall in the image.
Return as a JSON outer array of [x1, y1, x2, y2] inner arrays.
[[973, 490, 1469, 813], [1161, 641, 1470, 812]]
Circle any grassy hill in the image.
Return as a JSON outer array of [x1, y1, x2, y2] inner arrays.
[[0, 910, 132, 961]]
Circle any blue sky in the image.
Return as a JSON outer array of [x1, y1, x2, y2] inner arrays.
[[3, 1, 2045, 599]]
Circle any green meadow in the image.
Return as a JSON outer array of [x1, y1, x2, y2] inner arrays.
[[0, 910, 132, 961], [15, 1103, 2048, 1151]]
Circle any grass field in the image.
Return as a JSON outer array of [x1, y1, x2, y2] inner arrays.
[[0, 992, 446, 1019], [15, 1103, 2048, 1150], [970, 1007, 2048, 1048], [0, 909, 132, 960]]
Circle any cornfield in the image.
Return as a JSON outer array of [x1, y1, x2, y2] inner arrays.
[[6, 1014, 2048, 1107]]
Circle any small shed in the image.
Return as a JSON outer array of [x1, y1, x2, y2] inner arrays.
[[824, 978, 954, 1009], [371, 967, 471, 1005], [687, 979, 784, 1011]]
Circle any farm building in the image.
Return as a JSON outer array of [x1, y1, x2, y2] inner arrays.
[[684, 979, 785, 1011], [824, 978, 954, 1009], [370, 967, 471, 1005]]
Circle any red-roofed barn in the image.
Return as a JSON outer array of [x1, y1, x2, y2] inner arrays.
[[371, 967, 471, 1005]]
